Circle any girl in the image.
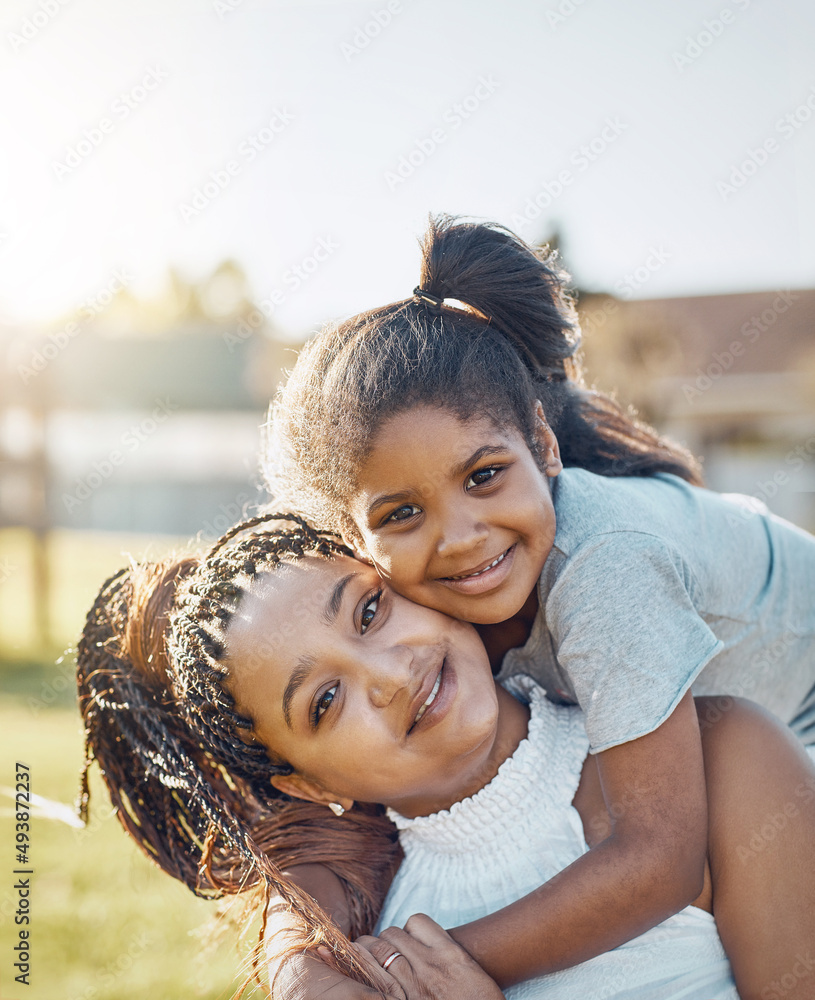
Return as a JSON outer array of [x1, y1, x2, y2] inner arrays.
[[265, 216, 815, 985], [76, 517, 815, 999]]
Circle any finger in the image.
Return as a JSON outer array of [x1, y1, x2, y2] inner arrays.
[[355, 932, 412, 972], [400, 913, 452, 948], [350, 943, 407, 1000], [381, 916, 458, 960]]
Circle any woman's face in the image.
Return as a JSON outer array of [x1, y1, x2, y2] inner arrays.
[[225, 553, 504, 818]]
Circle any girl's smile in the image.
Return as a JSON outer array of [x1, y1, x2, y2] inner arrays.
[[224, 553, 527, 818], [349, 405, 561, 626]]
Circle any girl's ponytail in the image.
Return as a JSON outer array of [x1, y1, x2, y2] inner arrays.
[[267, 214, 702, 536], [416, 214, 580, 381]]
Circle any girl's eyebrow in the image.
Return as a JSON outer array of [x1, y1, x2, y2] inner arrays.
[[365, 444, 509, 519], [367, 490, 415, 519], [451, 444, 508, 477]]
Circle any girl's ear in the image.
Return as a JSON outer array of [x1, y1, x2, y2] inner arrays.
[[270, 772, 354, 814], [340, 529, 375, 566], [533, 400, 563, 478]]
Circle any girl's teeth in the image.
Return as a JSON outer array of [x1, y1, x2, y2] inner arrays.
[[451, 550, 506, 580], [414, 672, 442, 725]]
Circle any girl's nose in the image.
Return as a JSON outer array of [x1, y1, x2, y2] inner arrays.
[[435, 512, 489, 559]]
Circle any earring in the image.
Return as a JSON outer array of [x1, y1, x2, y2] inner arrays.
[[328, 802, 345, 817]]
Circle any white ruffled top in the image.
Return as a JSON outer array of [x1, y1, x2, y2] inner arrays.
[[377, 679, 738, 1000]]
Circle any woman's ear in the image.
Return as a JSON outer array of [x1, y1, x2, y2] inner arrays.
[[270, 772, 354, 814], [533, 400, 563, 478]]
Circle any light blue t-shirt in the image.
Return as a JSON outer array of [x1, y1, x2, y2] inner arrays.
[[496, 468, 815, 752]]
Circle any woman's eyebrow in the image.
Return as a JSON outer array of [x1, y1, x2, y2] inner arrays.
[[282, 654, 315, 728], [281, 574, 357, 728], [322, 572, 357, 626]]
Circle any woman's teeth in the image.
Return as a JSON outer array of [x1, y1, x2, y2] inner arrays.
[[413, 671, 442, 725], [449, 550, 507, 581]]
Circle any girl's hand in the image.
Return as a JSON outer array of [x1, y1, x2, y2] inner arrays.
[[356, 913, 506, 1000]]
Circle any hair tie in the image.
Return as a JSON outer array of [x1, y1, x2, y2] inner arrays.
[[413, 285, 444, 314]]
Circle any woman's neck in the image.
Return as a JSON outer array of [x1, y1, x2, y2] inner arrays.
[[390, 684, 530, 820]]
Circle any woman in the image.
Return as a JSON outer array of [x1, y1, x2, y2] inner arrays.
[[76, 514, 815, 999]]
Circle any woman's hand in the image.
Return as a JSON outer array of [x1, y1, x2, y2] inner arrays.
[[356, 913, 506, 1000], [272, 949, 405, 1000]]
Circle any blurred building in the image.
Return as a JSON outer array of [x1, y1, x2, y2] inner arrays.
[[0, 264, 297, 540], [579, 287, 815, 530]]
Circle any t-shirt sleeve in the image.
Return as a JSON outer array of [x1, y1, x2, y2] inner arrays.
[[546, 531, 723, 753]]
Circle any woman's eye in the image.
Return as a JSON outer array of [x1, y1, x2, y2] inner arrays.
[[467, 467, 498, 488], [313, 685, 337, 726], [360, 591, 381, 633], [385, 504, 420, 524]]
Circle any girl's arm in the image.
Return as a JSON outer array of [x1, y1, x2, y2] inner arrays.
[[447, 691, 708, 988]]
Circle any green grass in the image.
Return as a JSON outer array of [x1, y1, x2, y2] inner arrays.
[[0, 699, 253, 1000], [0, 530, 263, 999], [0, 527, 191, 661]]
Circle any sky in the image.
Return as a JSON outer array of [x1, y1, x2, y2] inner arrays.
[[1, 0, 814, 341]]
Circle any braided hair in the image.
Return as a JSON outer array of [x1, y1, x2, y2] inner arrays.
[[77, 513, 402, 993], [266, 214, 702, 542]]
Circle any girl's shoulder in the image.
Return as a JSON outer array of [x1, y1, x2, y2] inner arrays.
[[550, 468, 780, 565]]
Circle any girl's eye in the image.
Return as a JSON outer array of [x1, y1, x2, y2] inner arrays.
[[467, 467, 499, 488], [361, 590, 381, 633], [312, 685, 337, 726], [385, 504, 420, 524]]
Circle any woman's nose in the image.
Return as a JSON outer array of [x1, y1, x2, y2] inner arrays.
[[364, 646, 414, 709]]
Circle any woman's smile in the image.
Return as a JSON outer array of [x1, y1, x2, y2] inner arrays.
[[222, 553, 509, 818]]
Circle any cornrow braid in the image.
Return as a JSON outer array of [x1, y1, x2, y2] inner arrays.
[[166, 515, 348, 803], [77, 513, 401, 994]]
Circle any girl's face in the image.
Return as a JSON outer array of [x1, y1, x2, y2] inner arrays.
[[347, 405, 561, 625], [225, 553, 507, 819]]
